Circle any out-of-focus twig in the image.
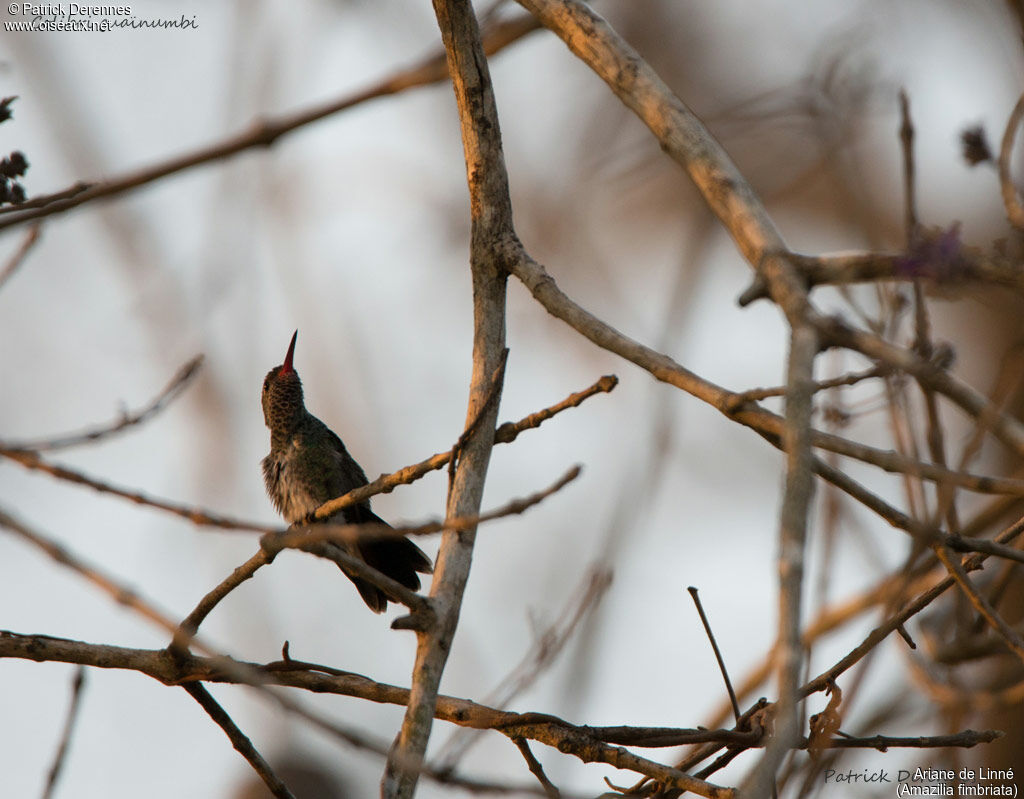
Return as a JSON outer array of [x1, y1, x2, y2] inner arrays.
[[433, 565, 612, 771], [0, 447, 276, 532], [0, 510, 538, 796], [4, 355, 203, 452], [0, 222, 40, 290], [998, 93, 1024, 229], [0, 13, 541, 232]]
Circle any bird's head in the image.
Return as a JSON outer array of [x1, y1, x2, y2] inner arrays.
[[262, 330, 305, 433]]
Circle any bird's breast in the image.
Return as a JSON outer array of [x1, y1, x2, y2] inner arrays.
[[263, 446, 323, 524]]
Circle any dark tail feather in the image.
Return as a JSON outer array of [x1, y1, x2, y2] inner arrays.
[[349, 573, 389, 614], [341, 506, 433, 612]]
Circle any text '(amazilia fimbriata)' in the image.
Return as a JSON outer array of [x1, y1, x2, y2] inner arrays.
[[261, 331, 432, 612]]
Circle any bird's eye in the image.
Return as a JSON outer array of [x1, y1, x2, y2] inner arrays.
[[262, 379, 270, 393]]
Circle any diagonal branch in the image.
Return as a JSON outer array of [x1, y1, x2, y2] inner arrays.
[[4, 355, 203, 452], [311, 373, 615, 521], [0, 222, 41, 290], [181, 682, 296, 799], [41, 666, 86, 799], [0, 13, 540, 232]]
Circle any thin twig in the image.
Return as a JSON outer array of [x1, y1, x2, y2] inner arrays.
[[0, 447, 277, 531], [688, 587, 741, 723], [4, 355, 204, 452], [898, 90, 919, 235], [512, 738, 561, 799], [181, 682, 296, 799], [297, 465, 581, 547], [933, 545, 1024, 664], [814, 729, 1002, 749], [902, 90, 963, 543], [739, 247, 1024, 304], [493, 375, 617, 443], [0, 511, 546, 796], [263, 535, 432, 617], [434, 565, 612, 771], [0, 222, 41, 290], [0, 14, 541, 233], [736, 367, 884, 402], [312, 373, 615, 521], [41, 666, 86, 799], [819, 316, 1024, 462], [998, 93, 1024, 229], [945, 533, 1024, 565], [801, 512, 1024, 697], [171, 551, 273, 653], [0, 181, 91, 215]]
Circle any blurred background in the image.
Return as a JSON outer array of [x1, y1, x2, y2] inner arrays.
[[1, 0, 1023, 796]]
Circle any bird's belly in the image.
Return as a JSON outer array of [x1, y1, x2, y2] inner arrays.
[[264, 453, 324, 524]]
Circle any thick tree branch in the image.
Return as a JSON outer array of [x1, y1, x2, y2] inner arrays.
[[384, 1, 512, 794], [0, 632, 997, 793]]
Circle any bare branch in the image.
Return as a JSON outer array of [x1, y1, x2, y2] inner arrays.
[[801, 513, 1024, 697], [819, 317, 1024, 461], [737, 248, 1024, 302], [933, 545, 1024, 664], [512, 738, 561, 799], [175, 463, 584, 650], [0, 14, 540, 232], [384, 0, 517, 792], [171, 551, 273, 653], [4, 355, 203, 452], [181, 682, 296, 799], [688, 587, 741, 724], [998, 93, 1024, 229], [295, 465, 582, 548], [493, 375, 618, 444], [311, 373, 615, 521], [434, 565, 612, 770], [816, 730, 1002, 750], [736, 366, 885, 402], [0, 447, 276, 531], [0, 514, 540, 795], [0, 222, 40, 290], [41, 666, 86, 799], [1, 632, 738, 796]]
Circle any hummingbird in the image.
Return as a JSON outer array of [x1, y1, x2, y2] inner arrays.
[[261, 331, 432, 612]]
